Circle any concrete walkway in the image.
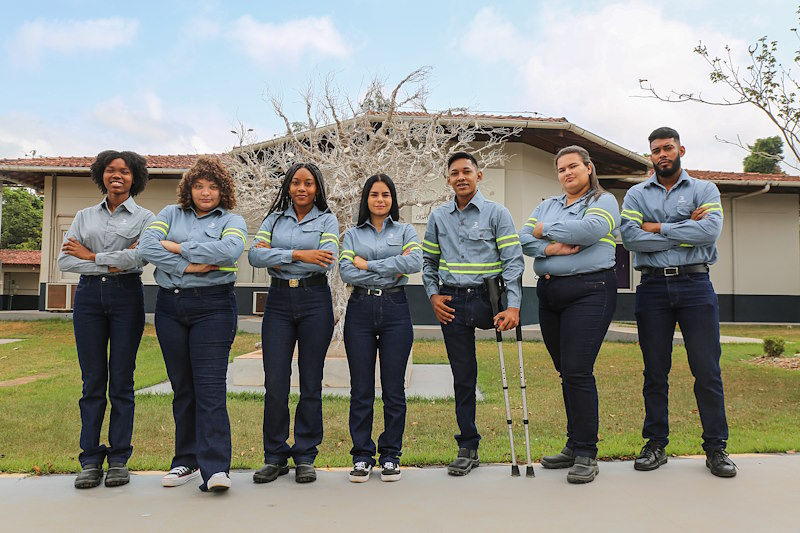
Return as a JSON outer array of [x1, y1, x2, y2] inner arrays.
[[1, 455, 797, 532]]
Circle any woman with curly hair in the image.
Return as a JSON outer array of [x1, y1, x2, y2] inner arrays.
[[249, 162, 339, 485], [58, 150, 154, 489], [139, 155, 247, 492]]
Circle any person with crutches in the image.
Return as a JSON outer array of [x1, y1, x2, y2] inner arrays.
[[483, 276, 535, 478], [519, 145, 619, 484], [422, 151, 524, 476]]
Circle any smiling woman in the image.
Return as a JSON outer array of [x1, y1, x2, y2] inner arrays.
[[57, 149, 155, 490]]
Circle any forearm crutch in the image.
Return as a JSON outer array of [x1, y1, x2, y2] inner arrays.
[[483, 277, 519, 477], [515, 320, 534, 477]]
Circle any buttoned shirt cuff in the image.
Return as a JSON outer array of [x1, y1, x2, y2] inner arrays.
[[424, 282, 439, 299], [93, 253, 113, 267], [176, 257, 192, 274], [540, 222, 551, 239], [659, 222, 673, 237]]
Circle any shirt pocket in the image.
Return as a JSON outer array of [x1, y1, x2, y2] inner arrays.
[[204, 225, 222, 240], [467, 228, 494, 242], [385, 235, 404, 255], [114, 225, 141, 246], [467, 228, 496, 255], [301, 223, 323, 249], [675, 203, 695, 219]]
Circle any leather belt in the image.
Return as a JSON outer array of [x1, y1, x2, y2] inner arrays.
[[352, 286, 405, 297], [641, 264, 709, 277], [271, 274, 328, 288]]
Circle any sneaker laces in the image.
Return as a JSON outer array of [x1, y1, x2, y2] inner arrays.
[[709, 449, 737, 468], [168, 466, 191, 476], [640, 441, 661, 458], [383, 462, 397, 471], [353, 461, 370, 472]]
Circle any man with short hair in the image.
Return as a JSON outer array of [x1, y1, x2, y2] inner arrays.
[[422, 151, 524, 476], [620, 127, 736, 477]]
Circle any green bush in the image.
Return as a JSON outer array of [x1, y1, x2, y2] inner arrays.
[[763, 336, 786, 357]]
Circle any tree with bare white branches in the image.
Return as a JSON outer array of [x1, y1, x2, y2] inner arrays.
[[228, 67, 521, 339]]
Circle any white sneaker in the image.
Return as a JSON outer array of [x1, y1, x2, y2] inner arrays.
[[207, 472, 231, 491], [381, 462, 401, 482], [162, 466, 201, 487], [348, 461, 372, 483]]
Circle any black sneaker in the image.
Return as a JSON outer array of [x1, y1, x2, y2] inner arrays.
[[104, 463, 130, 487], [447, 448, 479, 476], [380, 462, 401, 482], [162, 466, 201, 487], [74, 464, 103, 489], [253, 463, 290, 483], [541, 446, 575, 469], [706, 448, 737, 478], [348, 461, 372, 483]]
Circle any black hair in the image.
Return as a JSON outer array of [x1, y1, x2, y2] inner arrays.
[[356, 174, 400, 226], [447, 151, 479, 171], [648, 127, 681, 146], [90, 150, 149, 196], [266, 162, 329, 216], [554, 145, 605, 205]]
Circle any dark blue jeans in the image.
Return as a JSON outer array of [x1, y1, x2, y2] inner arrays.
[[439, 285, 495, 450], [635, 272, 728, 450], [155, 284, 237, 486], [73, 274, 145, 467], [344, 290, 413, 467], [537, 269, 617, 459], [261, 284, 334, 465]]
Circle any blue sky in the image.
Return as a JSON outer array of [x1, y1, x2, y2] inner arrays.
[[1, 0, 798, 171]]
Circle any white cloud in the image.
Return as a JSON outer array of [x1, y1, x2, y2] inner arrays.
[[457, 6, 524, 63], [6, 17, 139, 66], [460, 2, 789, 172], [227, 15, 352, 66]]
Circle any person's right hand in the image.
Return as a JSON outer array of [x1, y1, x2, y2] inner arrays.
[[545, 242, 580, 256], [293, 249, 335, 267], [430, 294, 455, 324], [185, 263, 219, 273]]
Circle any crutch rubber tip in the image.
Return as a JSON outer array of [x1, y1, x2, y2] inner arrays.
[[511, 465, 520, 477], [526, 466, 535, 478]]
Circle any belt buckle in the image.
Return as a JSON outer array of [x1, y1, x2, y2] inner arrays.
[[663, 267, 679, 277], [289, 278, 300, 288], [370, 288, 383, 297]]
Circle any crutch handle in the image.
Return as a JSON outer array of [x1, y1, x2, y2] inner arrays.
[[483, 277, 502, 317]]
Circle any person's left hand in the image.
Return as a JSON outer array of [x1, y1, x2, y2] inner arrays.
[[532, 222, 544, 239], [353, 256, 368, 270], [494, 306, 520, 332], [61, 238, 95, 261], [691, 206, 710, 220], [642, 222, 662, 234], [160, 240, 181, 254], [254, 240, 271, 249]]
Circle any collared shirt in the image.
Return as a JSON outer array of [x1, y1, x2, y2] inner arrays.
[[620, 170, 723, 269], [138, 204, 247, 288], [519, 191, 620, 276], [57, 196, 155, 275], [248, 205, 339, 280], [339, 216, 422, 289], [422, 189, 525, 307]]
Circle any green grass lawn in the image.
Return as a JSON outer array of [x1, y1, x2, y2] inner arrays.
[[0, 320, 798, 473]]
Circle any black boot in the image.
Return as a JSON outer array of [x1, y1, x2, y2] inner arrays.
[[74, 464, 103, 489], [706, 448, 737, 478], [541, 446, 575, 469], [447, 448, 479, 476]]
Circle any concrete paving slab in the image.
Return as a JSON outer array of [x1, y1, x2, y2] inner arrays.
[[0, 338, 21, 344], [1, 455, 797, 532], [136, 364, 480, 400]]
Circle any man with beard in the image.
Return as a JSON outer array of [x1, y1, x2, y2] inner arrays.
[[620, 127, 736, 478]]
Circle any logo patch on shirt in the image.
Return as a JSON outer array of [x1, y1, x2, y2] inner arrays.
[[208, 222, 216, 228], [678, 195, 686, 203], [472, 221, 479, 228], [119, 218, 128, 225]]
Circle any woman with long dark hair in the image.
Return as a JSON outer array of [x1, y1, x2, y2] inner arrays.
[[519, 145, 620, 484], [249, 163, 339, 485], [139, 156, 247, 492], [58, 150, 154, 489], [339, 174, 422, 482]]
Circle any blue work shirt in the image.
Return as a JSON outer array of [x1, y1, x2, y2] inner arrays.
[[519, 191, 620, 276], [339, 216, 422, 289], [620, 170, 723, 269], [138, 204, 247, 288], [58, 196, 155, 275], [422, 190, 525, 308], [248, 205, 339, 279]]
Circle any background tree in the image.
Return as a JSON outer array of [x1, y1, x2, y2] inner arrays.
[[639, 4, 800, 171], [1, 186, 43, 250], [743, 136, 784, 173], [229, 67, 521, 339]]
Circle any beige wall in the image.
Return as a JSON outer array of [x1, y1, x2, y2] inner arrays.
[[3, 266, 39, 295]]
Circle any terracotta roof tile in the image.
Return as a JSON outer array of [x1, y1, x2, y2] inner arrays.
[[0, 249, 41, 265], [687, 169, 800, 182], [0, 154, 214, 170]]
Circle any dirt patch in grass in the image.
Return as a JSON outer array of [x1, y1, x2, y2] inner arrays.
[[0, 373, 53, 387], [747, 355, 800, 370]]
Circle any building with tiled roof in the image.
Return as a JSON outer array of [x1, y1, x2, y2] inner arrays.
[[0, 250, 41, 310], [0, 250, 41, 265], [0, 114, 797, 321]]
